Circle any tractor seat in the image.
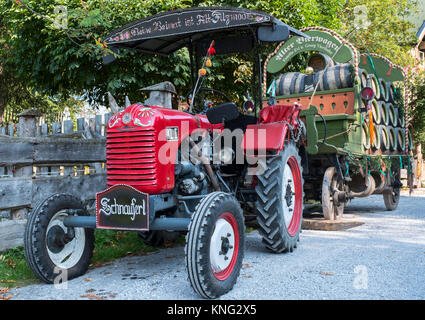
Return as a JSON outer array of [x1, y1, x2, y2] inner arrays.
[[206, 102, 257, 132], [259, 104, 301, 125]]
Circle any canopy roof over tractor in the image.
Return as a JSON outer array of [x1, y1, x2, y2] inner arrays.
[[103, 6, 307, 56]]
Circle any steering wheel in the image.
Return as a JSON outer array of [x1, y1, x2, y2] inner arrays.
[[187, 87, 232, 113]]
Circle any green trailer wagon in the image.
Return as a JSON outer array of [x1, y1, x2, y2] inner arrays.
[[263, 27, 412, 220]]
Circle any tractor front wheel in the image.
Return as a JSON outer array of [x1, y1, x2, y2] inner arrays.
[[24, 194, 94, 283], [185, 192, 245, 299]]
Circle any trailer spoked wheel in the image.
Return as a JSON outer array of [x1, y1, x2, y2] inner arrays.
[[383, 188, 400, 210], [322, 167, 345, 220], [24, 194, 94, 283], [185, 192, 244, 299], [383, 168, 401, 211], [256, 143, 303, 253]]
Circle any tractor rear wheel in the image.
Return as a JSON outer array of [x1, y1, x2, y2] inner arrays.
[[255, 143, 304, 253], [185, 192, 245, 299], [322, 167, 345, 220]]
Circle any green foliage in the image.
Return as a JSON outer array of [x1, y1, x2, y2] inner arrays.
[[340, 0, 417, 67], [0, 0, 419, 110], [1, 0, 348, 107], [409, 71, 425, 146]]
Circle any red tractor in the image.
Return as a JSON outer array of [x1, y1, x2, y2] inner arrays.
[[24, 7, 307, 298]]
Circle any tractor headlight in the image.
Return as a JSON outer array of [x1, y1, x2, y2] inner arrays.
[[166, 127, 179, 141]]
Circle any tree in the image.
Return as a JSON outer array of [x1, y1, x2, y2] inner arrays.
[[408, 70, 425, 146], [0, 3, 83, 125], [339, 0, 417, 67], [1, 0, 348, 108]]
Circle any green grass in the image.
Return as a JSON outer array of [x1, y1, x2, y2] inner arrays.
[[0, 247, 38, 288], [0, 230, 179, 289]]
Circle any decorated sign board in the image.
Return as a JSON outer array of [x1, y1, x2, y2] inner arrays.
[[266, 30, 355, 74], [359, 55, 405, 83], [96, 185, 149, 231], [104, 8, 271, 45]]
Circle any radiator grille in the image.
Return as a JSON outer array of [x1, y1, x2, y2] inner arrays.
[[106, 128, 157, 188]]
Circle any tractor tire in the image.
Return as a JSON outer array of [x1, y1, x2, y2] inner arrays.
[[24, 193, 94, 283], [137, 230, 180, 247], [322, 167, 345, 220], [255, 143, 304, 253], [185, 192, 245, 299]]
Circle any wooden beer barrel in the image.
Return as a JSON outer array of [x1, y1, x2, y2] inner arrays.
[[379, 101, 389, 125], [362, 121, 371, 150], [360, 69, 369, 88], [307, 53, 335, 72], [387, 82, 395, 103], [379, 125, 390, 151], [387, 103, 396, 126], [379, 78, 389, 101], [394, 107, 399, 127], [372, 125, 381, 150], [314, 64, 353, 91], [367, 74, 381, 100], [387, 126, 397, 151], [275, 72, 306, 96], [396, 128, 405, 152], [371, 99, 381, 124]]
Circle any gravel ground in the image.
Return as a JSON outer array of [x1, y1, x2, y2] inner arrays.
[[10, 190, 425, 300]]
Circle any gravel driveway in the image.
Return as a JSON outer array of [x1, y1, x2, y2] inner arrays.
[[10, 190, 425, 300]]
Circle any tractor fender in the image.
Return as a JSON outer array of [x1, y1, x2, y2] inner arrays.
[[242, 123, 290, 152]]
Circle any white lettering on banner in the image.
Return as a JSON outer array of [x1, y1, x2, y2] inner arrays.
[[100, 197, 146, 221]]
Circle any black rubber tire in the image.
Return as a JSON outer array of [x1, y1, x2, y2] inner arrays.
[[322, 167, 345, 220], [255, 143, 304, 253], [137, 230, 180, 246], [185, 192, 245, 299], [24, 193, 94, 283], [383, 188, 400, 210]]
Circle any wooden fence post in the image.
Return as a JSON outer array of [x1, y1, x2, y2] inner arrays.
[[11, 109, 40, 219]]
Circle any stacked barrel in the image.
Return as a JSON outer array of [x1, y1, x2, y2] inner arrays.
[[360, 68, 409, 154], [275, 53, 354, 96]]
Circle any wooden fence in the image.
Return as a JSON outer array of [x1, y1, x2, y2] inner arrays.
[[0, 108, 111, 251]]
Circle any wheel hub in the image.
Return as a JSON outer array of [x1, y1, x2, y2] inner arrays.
[[47, 226, 66, 253], [220, 235, 231, 256], [210, 217, 235, 274], [285, 182, 293, 207], [282, 162, 296, 229], [46, 210, 86, 269]]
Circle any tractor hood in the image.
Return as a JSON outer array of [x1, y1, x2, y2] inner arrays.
[[107, 104, 214, 134], [106, 104, 215, 194]]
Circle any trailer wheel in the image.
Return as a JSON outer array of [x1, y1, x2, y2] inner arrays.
[[256, 143, 303, 253], [322, 167, 345, 220], [383, 188, 400, 210], [185, 192, 244, 299], [24, 194, 94, 283]]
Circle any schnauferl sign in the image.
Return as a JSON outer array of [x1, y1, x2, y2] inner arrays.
[[96, 185, 149, 231]]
